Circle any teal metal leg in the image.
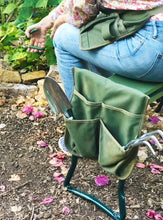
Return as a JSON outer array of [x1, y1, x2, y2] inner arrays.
[[64, 155, 126, 220], [118, 180, 126, 220], [64, 155, 78, 187]]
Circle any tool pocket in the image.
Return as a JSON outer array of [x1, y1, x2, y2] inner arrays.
[[98, 120, 138, 179], [64, 118, 100, 159]]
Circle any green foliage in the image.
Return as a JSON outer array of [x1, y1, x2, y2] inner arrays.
[[45, 35, 56, 66], [0, 0, 60, 70]]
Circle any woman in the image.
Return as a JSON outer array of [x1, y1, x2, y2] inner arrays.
[[25, 0, 163, 154]]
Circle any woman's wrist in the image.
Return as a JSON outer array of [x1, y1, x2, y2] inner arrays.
[[39, 16, 54, 29]]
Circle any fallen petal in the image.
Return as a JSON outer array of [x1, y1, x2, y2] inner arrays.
[[49, 153, 57, 158], [56, 152, 65, 161], [62, 206, 70, 215], [37, 140, 47, 147], [94, 175, 109, 186], [28, 196, 38, 202], [136, 163, 146, 169], [151, 168, 161, 175], [61, 166, 69, 176], [146, 210, 155, 218], [54, 176, 65, 183], [149, 140, 155, 145], [150, 116, 159, 124], [49, 158, 57, 165], [29, 115, 35, 121], [22, 105, 33, 114], [154, 213, 163, 220], [32, 111, 43, 118], [52, 161, 63, 167], [150, 139, 162, 145], [53, 172, 61, 178], [40, 198, 53, 205], [149, 163, 163, 171]]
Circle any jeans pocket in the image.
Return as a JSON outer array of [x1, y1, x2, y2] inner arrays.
[[138, 53, 163, 81], [117, 33, 145, 58]]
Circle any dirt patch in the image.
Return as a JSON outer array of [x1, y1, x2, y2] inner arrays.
[[0, 96, 163, 220]]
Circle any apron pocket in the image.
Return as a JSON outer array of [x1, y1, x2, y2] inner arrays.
[[64, 117, 100, 159], [98, 120, 138, 179]]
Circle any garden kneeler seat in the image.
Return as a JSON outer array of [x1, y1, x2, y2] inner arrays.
[[109, 74, 163, 112], [44, 67, 162, 220], [62, 67, 159, 220]]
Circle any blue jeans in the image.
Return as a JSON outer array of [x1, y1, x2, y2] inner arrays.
[[53, 21, 163, 99]]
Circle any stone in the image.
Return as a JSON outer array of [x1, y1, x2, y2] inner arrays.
[[21, 70, 46, 83], [0, 83, 38, 97], [0, 68, 21, 83], [37, 79, 45, 98]]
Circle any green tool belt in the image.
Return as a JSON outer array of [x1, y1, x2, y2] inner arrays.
[[79, 5, 163, 50], [64, 67, 149, 180]]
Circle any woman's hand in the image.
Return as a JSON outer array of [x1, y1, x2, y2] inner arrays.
[[25, 16, 53, 52], [50, 14, 67, 39]]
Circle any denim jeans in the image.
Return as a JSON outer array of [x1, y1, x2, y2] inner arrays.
[[53, 21, 163, 99]]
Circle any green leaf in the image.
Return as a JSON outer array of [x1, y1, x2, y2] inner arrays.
[[45, 35, 53, 48], [45, 48, 56, 66], [48, 0, 61, 6], [21, 0, 36, 8], [3, 3, 16, 14], [36, 0, 48, 8], [10, 51, 27, 61], [27, 52, 40, 62], [18, 7, 33, 21]]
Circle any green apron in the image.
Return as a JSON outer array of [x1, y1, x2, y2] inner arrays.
[[79, 5, 163, 50], [64, 67, 149, 180]]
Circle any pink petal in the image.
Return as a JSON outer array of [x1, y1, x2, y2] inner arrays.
[[154, 213, 163, 220], [61, 167, 69, 175], [49, 153, 57, 158], [149, 140, 155, 145], [62, 206, 70, 215], [32, 111, 43, 118], [54, 176, 65, 183], [149, 163, 163, 171], [56, 152, 65, 161], [94, 175, 109, 186], [136, 163, 146, 169], [29, 115, 35, 121], [37, 140, 47, 147], [146, 210, 155, 218], [53, 172, 61, 178], [52, 161, 63, 167], [40, 198, 53, 205], [150, 116, 159, 124], [151, 168, 161, 174], [150, 139, 162, 145], [22, 106, 33, 114], [28, 196, 38, 202]]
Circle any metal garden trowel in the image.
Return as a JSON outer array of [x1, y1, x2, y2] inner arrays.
[[43, 76, 73, 119]]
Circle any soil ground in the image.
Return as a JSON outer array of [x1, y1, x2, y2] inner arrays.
[[0, 93, 163, 220]]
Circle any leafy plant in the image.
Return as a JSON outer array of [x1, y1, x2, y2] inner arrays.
[[0, 0, 60, 70]]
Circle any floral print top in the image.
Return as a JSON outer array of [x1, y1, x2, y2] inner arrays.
[[48, 0, 163, 27]]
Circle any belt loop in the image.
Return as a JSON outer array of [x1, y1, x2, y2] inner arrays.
[[152, 20, 157, 39]]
